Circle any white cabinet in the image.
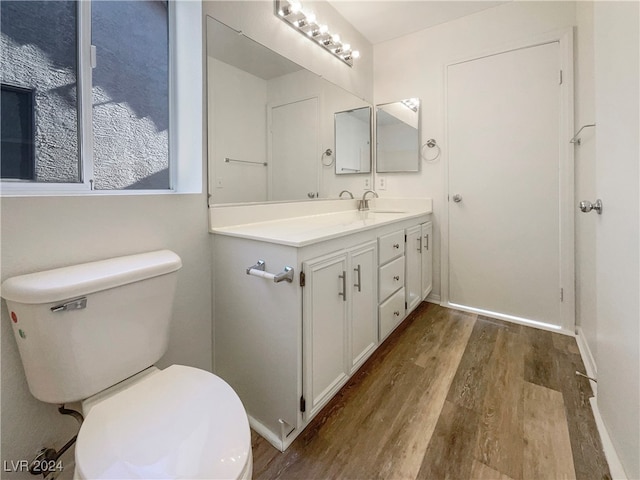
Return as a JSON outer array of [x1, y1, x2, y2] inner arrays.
[[405, 221, 434, 314], [421, 221, 433, 299], [349, 242, 378, 373], [378, 229, 406, 340], [213, 211, 431, 452], [379, 288, 406, 340], [302, 241, 377, 418], [303, 252, 349, 419], [405, 225, 423, 313]]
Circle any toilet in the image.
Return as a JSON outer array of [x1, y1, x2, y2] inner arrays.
[[1, 250, 252, 479]]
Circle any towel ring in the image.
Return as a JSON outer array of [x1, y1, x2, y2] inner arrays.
[[321, 148, 334, 167], [421, 139, 441, 162]]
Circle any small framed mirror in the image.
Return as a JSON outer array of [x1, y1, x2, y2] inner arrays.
[[375, 98, 420, 173], [335, 106, 372, 175]]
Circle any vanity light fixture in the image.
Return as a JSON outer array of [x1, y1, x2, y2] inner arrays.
[[275, 0, 360, 67], [401, 98, 420, 112]]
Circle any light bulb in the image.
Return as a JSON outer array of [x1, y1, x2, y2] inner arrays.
[[351, 50, 360, 59], [290, 1, 302, 13], [342, 43, 351, 52], [305, 11, 316, 24], [319, 24, 328, 34], [331, 33, 341, 43]]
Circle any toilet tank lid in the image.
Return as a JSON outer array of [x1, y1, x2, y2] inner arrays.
[[1, 250, 182, 304]]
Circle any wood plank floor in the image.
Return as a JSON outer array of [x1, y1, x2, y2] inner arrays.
[[251, 303, 611, 480]]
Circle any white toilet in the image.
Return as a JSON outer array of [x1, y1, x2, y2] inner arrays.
[[2, 250, 252, 479]]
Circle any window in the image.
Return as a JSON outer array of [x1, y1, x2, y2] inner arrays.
[[0, 0, 202, 195], [1, 84, 35, 180]]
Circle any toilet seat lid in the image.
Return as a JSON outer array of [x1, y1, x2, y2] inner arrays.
[[75, 365, 251, 480]]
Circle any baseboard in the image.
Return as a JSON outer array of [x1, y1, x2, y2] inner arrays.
[[426, 293, 440, 304], [575, 326, 598, 395], [575, 329, 628, 478], [588, 397, 628, 479], [248, 414, 284, 452]]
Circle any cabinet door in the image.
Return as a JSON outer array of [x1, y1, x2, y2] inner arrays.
[[405, 225, 422, 313], [303, 253, 349, 418], [349, 242, 377, 372], [422, 221, 433, 299]]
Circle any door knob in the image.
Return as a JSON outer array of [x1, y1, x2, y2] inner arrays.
[[579, 199, 603, 214], [307, 192, 316, 198], [452, 194, 463, 203]]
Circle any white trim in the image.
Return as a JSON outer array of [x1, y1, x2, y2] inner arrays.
[[78, 0, 94, 189], [426, 293, 441, 304], [247, 414, 284, 452], [574, 328, 628, 478], [589, 398, 628, 480], [445, 302, 574, 336], [575, 326, 598, 394], [441, 27, 575, 332], [172, 0, 203, 194]]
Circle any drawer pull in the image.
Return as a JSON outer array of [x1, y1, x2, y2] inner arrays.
[[394, 311, 400, 316], [338, 271, 346, 302], [354, 264, 362, 292], [424, 234, 429, 250], [393, 275, 400, 281], [417, 237, 422, 253], [393, 243, 400, 249]]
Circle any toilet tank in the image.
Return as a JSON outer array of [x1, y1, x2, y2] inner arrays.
[[1, 250, 182, 404]]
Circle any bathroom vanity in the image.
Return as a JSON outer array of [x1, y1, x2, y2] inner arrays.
[[211, 199, 432, 451]]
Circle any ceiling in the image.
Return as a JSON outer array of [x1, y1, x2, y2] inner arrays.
[[327, 1, 507, 44]]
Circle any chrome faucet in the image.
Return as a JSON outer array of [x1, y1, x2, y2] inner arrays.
[[358, 190, 379, 211], [339, 190, 354, 199]]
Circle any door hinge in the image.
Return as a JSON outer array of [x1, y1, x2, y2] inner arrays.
[[404, 234, 407, 242], [299, 271, 306, 287], [559, 69, 563, 85], [560, 288, 564, 302], [300, 395, 306, 413], [405, 301, 408, 310]]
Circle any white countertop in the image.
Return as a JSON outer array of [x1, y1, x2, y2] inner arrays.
[[210, 208, 432, 247]]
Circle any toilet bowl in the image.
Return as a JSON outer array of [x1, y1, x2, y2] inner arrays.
[[75, 365, 252, 480], [1, 250, 252, 480]]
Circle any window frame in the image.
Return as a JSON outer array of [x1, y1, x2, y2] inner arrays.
[[0, 0, 202, 196]]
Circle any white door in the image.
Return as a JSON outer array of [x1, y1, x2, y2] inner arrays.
[[269, 97, 318, 201], [349, 242, 377, 372], [303, 252, 349, 418], [446, 41, 571, 329], [405, 225, 422, 313], [421, 221, 433, 300]]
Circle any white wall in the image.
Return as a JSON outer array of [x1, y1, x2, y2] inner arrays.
[[575, 1, 597, 363], [374, 1, 577, 299], [203, 1, 373, 103], [0, 194, 212, 478], [208, 58, 269, 203], [267, 69, 372, 197], [593, 2, 640, 477]]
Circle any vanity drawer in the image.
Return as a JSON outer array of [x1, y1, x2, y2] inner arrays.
[[379, 288, 406, 340], [378, 230, 405, 265], [379, 256, 405, 301]]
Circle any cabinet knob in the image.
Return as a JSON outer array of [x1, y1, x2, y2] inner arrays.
[[393, 243, 400, 249], [393, 275, 400, 281], [394, 311, 400, 316]]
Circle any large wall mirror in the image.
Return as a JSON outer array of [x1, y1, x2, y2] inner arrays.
[[206, 16, 372, 205], [376, 99, 421, 173]]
